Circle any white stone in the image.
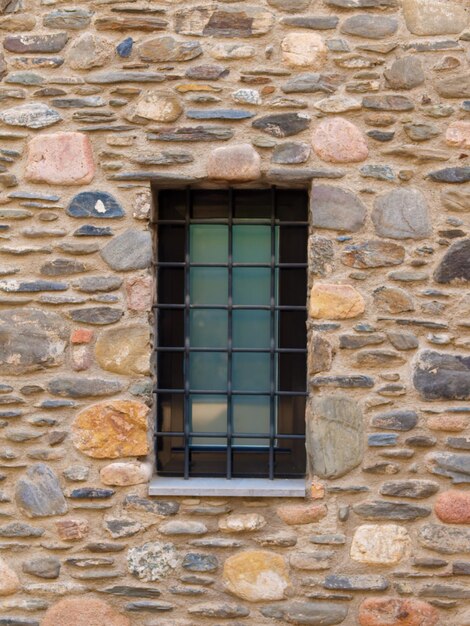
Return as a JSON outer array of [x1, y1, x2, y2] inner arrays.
[[350, 524, 411, 565], [219, 513, 266, 532], [281, 33, 327, 69]]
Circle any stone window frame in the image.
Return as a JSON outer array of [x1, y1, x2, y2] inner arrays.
[[148, 179, 312, 498]]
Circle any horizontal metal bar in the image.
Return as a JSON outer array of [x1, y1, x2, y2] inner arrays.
[[153, 304, 307, 311], [154, 347, 307, 353], [154, 389, 308, 396], [154, 262, 308, 268], [152, 219, 309, 226], [155, 431, 305, 439]]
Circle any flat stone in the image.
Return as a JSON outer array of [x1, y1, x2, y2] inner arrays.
[[428, 167, 470, 183], [101, 230, 152, 271], [43, 9, 92, 30], [414, 350, 470, 400], [371, 410, 418, 431], [437, 73, 470, 99], [363, 95, 414, 111], [425, 451, 469, 484], [403, 0, 469, 36], [175, 5, 275, 37], [435, 490, 470, 523], [441, 187, 470, 212], [309, 283, 365, 319], [88, 71, 165, 84], [0, 557, 20, 595], [124, 494, 179, 517], [129, 91, 182, 123], [310, 185, 366, 232], [95, 326, 150, 376], [314, 95, 361, 113], [219, 513, 266, 532], [148, 125, 233, 142], [22, 556, 60, 579], [4, 33, 68, 53], [281, 33, 327, 68], [74, 276, 122, 293], [25, 132, 94, 186], [326, 0, 398, 5], [72, 400, 149, 459], [384, 56, 425, 90], [253, 112, 310, 137], [41, 598, 130, 626], [137, 36, 202, 62], [324, 574, 388, 591], [359, 598, 438, 626], [0, 103, 61, 129], [210, 42, 255, 59], [0, 523, 44, 538], [207, 143, 260, 181], [341, 241, 404, 269], [223, 551, 290, 602], [160, 521, 207, 536], [387, 331, 419, 350], [188, 602, 248, 618], [15, 463, 67, 518], [291, 550, 334, 571], [268, 0, 311, 10], [312, 117, 368, 163], [418, 523, 470, 554], [182, 553, 218, 572], [372, 188, 431, 240], [67, 192, 124, 219], [353, 500, 431, 521], [0, 309, 68, 375], [127, 542, 179, 582], [100, 463, 151, 487], [280, 16, 339, 29], [341, 15, 398, 39], [308, 394, 364, 479], [48, 377, 122, 398], [434, 239, 470, 283], [380, 480, 439, 499], [277, 503, 327, 525], [261, 601, 348, 625], [68, 33, 112, 70], [404, 123, 439, 142], [351, 524, 411, 564], [282, 72, 340, 94], [68, 307, 122, 325]]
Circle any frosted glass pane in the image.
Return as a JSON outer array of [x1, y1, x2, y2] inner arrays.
[[233, 225, 271, 263], [233, 395, 270, 446], [190, 225, 228, 263], [190, 309, 227, 348], [190, 267, 228, 305], [232, 310, 270, 349], [190, 352, 227, 391], [233, 268, 271, 305], [233, 352, 270, 392], [191, 395, 227, 446]]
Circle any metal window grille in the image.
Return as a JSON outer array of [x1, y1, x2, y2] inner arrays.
[[153, 188, 308, 480]]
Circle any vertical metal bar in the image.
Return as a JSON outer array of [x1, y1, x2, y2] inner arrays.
[[269, 187, 276, 480], [227, 188, 234, 479], [154, 191, 160, 469], [183, 188, 191, 479]]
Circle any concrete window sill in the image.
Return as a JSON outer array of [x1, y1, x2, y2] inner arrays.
[[149, 476, 306, 498]]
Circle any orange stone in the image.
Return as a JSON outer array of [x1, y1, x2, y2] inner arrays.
[[72, 400, 149, 459], [359, 598, 438, 626], [435, 490, 470, 524], [41, 598, 130, 626], [56, 518, 90, 542], [309, 283, 365, 320], [223, 550, 290, 601], [71, 329, 94, 345], [427, 415, 468, 432], [277, 503, 327, 525]]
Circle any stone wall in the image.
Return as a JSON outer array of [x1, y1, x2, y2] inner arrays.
[[0, 0, 469, 624]]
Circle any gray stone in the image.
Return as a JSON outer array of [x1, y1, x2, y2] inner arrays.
[[414, 350, 470, 400], [40, 259, 87, 276], [419, 583, 470, 600], [363, 95, 414, 111], [403, 0, 469, 36], [280, 16, 339, 29], [341, 241, 404, 268], [428, 167, 470, 184], [252, 113, 310, 137], [368, 433, 398, 447], [372, 188, 431, 240], [310, 185, 366, 232], [101, 230, 152, 271], [272, 142, 310, 164], [308, 394, 364, 479], [68, 307, 123, 325], [380, 480, 439, 499], [67, 191, 124, 219], [22, 556, 61, 579], [148, 126, 233, 142], [282, 73, 340, 94], [425, 451, 470, 484], [353, 500, 431, 520], [341, 15, 398, 39], [268, 0, 310, 10], [87, 71, 165, 84], [3, 33, 68, 53], [186, 109, 253, 120], [324, 574, 388, 591], [418, 524, 470, 554], [339, 334, 385, 349], [99, 586, 161, 597], [384, 57, 424, 90], [15, 463, 67, 518], [0, 103, 61, 129], [311, 375, 374, 388], [182, 553, 218, 572], [104, 517, 141, 539], [74, 276, 122, 293], [359, 164, 395, 181], [437, 74, 470, 99], [326, 0, 398, 6], [434, 239, 470, 283], [387, 331, 419, 350], [43, 9, 92, 30], [261, 601, 348, 625], [404, 123, 439, 142], [127, 542, 179, 582], [371, 410, 418, 431], [188, 603, 249, 618], [0, 309, 68, 375], [123, 494, 179, 517], [47, 377, 122, 398], [0, 523, 44, 538]]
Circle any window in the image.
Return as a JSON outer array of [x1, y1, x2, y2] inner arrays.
[[154, 188, 308, 481]]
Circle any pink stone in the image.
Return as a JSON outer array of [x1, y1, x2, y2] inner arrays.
[[435, 490, 470, 524], [359, 598, 438, 626], [427, 415, 468, 432], [71, 345, 92, 371], [312, 117, 368, 163], [41, 598, 130, 626], [71, 328, 94, 345], [25, 132, 95, 185], [207, 143, 261, 182], [55, 518, 90, 542], [446, 121, 470, 148], [125, 275, 153, 312], [276, 503, 327, 525], [0, 557, 20, 596]]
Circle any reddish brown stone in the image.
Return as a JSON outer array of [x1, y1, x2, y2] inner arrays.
[[359, 598, 438, 626], [435, 490, 470, 524], [276, 503, 327, 525], [71, 329, 94, 345], [25, 132, 95, 185], [41, 598, 130, 626], [56, 518, 90, 542]]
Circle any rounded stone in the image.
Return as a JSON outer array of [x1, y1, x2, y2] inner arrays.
[[223, 550, 290, 602], [427, 415, 468, 432], [372, 188, 431, 240], [312, 117, 368, 163], [41, 598, 130, 626], [311, 185, 366, 233], [435, 490, 470, 524], [130, 91, 183, 123], [218, 514, 266, 533], [359, 598, 439, 626], [384, 57, 425, 90], [309, 283, 365, 319], [281, 32, 327, 69], [0, 557, 20, 596], [127, 541, 179, 582], [68, 33, 112, 70], [373, 286, 415, 314], [100, 462, 152, 487], [72, 400, 149, 459], [351, 524, 411, 565], [341, 14, 398, 39], [25, 132, 95, 186], [95, 325, 150, 375], [101, 230, 152, 272], [402, 0, 469, 36], [446, 121, 470, 148], [276, 503, 327, 525], [207, 143, 261, 182]]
